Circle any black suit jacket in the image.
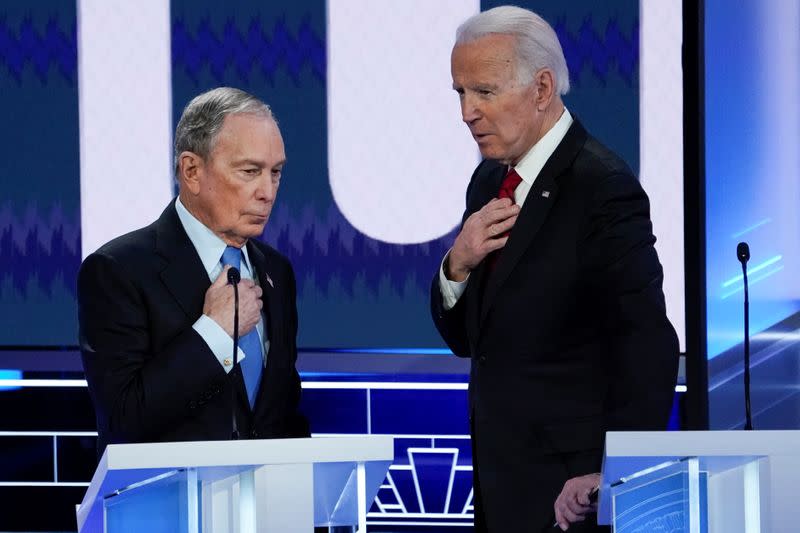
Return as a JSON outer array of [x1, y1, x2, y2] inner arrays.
[[431, 120, 678, 531], [78, 201, 308, 455]]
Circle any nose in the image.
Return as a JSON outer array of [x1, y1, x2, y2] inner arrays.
[[461, 94, 480, 124], [255, 175, 276, 203]]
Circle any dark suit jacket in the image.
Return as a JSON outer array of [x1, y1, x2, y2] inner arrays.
[[78, 201, 308, 455], [431, 120, 678, 531]]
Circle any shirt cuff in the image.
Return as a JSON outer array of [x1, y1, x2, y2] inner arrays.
[[439, 250, 469, 311], [193, 314, 246, 373]]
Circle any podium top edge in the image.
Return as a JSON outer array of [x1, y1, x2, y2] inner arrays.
[[604, 430, 800, 457], [102, 435, 394, 470]]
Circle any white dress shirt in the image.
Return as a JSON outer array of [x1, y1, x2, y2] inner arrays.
[[175, 197, 267, 373], [439, 109, 574, 310]]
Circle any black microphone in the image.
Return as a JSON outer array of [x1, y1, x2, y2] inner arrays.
[[227, 267, 241, 439], [737, 242, 750, 264], [737, 242, 753, 430], [227, 266, 241, 285]]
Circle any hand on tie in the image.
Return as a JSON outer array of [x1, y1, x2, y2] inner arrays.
[[447, 197, 520, 281], [203, 265, 264, 338]]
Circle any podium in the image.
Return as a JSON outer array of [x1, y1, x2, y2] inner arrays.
[[76, 436, 393, 532], [599, 430, 800, 533]]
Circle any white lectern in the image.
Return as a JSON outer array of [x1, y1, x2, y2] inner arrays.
[[599, 430, 800, 533], [76, 436, 393, 532]]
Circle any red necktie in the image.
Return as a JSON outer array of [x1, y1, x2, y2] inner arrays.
[[498, 167, 522, 205], [486, 168, 522, 272]]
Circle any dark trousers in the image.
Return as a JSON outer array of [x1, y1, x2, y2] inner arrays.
[[470, 422, 610, 533]]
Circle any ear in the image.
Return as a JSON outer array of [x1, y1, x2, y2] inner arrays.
[[533, 68, 556, 111], [177, 151, 204, 195]]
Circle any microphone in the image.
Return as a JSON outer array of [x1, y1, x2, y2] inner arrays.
[[227, 267, 241, 284], [737, 242, 753, 430], [737, 242, 750, 264], [227, 267, 241, 439]]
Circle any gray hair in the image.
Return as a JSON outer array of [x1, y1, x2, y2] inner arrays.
[[174, 87, 274, 176], [456, 6, 570, 95]]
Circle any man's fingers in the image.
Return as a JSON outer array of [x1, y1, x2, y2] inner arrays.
[[484, 235, 509, 253], [557, 505, 584, 525], [576, 488, 594, 506], [565, 496, 592, 517], [482, 201, 520, 221], [486, 215, 518, 238], [212, 265, 232, 287]]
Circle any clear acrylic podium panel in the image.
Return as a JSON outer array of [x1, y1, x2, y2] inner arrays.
[[77, 437, 394, 532], [610, 458, 709, 533], [100, 461, 384, 532], [605, 454, 771, 533]]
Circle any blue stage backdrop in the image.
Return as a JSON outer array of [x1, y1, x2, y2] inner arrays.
[[0, 1, 80, 346], [169, 0, 640, 350], [0, 0, 640, 352], [0, 1, 649, 531]]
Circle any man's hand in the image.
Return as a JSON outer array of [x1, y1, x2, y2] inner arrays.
[[447, 198, 520, 281], [203, 265, 264, 337], [554, 473, 600, 531]]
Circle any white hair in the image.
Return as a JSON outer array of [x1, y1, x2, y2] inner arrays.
[[456, 5, 570, 95], [174, 87, 275, 176]]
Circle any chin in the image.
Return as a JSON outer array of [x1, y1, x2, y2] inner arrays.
[[245, 222, 268, 238], [478, 146, 509, 163]]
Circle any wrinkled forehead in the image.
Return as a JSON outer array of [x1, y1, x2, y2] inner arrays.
[[451, 34, 521, 80], [212, 113, 282, 151]]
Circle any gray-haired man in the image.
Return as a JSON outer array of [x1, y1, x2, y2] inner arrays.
[[430, 6, 678, 532], [79, 87, 308, 456]]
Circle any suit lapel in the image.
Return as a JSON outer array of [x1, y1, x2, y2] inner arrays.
[[479, 120, 587, 326], [464, 165, 506, 341], [155, 202, 212, 319]]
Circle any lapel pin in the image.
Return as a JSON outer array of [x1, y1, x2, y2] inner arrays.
[[265, 273, 274, 288], [541, 191, 551, 198]]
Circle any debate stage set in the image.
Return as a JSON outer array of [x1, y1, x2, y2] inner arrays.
[[2, 0, 800, 531]]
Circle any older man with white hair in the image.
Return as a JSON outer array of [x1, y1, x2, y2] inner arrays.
[[430, 6, 678, 531], [79, 87, 308, 457]]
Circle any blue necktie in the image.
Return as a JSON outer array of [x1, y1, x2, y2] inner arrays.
[[221, 246, 263, 408]]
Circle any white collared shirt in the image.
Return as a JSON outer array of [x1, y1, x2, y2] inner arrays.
[[439, 109, 574, 309], [175, 197, 267, 373]]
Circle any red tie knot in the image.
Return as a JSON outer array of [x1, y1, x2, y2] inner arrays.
[[499, 168, 523, 202]]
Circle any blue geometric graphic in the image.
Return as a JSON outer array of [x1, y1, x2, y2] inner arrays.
[[554, 16, 638, 87], [0, 2, 80, 346], [0, 204, 80, 299], [369, 437, 474, 528], [172, 15, 324, 86], [0, 15, 76, 84]]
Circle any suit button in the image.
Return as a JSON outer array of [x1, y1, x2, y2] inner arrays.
[[478, 355, 487, 364], [188, 401, 197, 409], [250, 429, 260, 438]]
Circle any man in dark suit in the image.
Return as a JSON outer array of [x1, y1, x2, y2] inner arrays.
[[430, 7, 679, 532], [79, 87, 308, 456]]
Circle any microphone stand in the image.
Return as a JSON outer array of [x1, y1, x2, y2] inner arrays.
[[228, 267, 241, 439], [737, 242, 753, 430]]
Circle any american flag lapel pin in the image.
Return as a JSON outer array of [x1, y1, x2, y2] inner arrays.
[[541, 190, 551, 198]]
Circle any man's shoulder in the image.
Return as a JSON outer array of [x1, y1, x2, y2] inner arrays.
[[92, 220, 159, 264], [249, 238, 293, 274], [573, 133, 634, 181]]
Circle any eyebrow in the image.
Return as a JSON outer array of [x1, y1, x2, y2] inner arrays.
[[233, 158, 286, 168]]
